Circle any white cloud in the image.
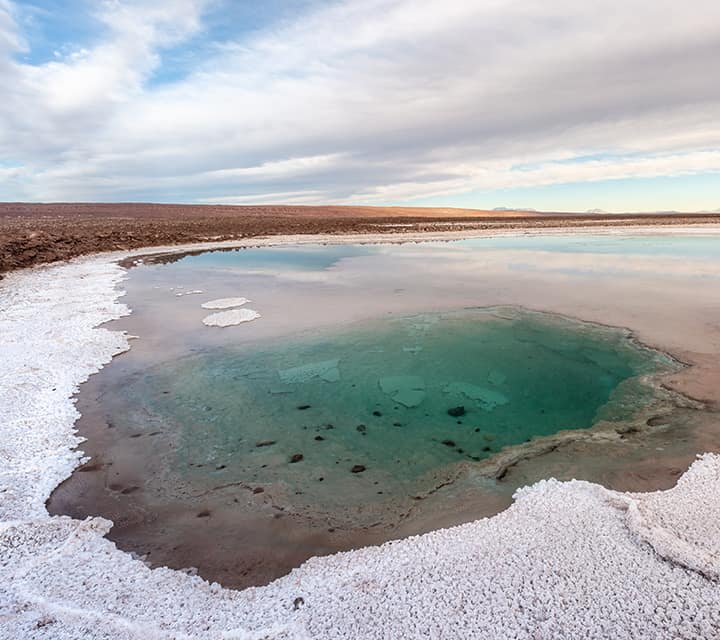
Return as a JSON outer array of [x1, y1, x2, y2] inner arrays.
[[0, 0, 719, 207], [201, 189, 330, 205]]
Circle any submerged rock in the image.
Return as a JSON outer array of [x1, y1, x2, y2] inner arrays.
[[448, 406, 466, 417], [351, 465, 366, 473], [290, 453, 304, 463]]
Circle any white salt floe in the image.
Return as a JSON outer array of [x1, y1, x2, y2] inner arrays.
[[202, 308, 261, 327], [3, 249, 720, 639], [201, 297, 251, 309], [175, 289, 204, 297]]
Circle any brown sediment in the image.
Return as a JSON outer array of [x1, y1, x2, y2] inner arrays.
[[2, 201, 720, 277]]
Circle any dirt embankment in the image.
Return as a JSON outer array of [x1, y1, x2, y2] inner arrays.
[[1, 202, 718, 277]]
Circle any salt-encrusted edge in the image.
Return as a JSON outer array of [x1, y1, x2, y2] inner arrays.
[[2, 242, 720, 639], [0, 257, 132, 521]]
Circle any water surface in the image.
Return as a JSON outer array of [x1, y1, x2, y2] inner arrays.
[[125, 308, 668, 524], [50, 232, 720, 588]]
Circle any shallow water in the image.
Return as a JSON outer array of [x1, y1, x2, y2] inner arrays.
[[127, 308, 669, 523], [50, 232, 720, 588]]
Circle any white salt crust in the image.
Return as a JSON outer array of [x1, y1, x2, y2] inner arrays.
[[2, 249, 720, 639], [202, 308, 261, 327], [201, 297, 251, 310]]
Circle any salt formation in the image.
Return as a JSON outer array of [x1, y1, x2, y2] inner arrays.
[[201, 297, 251, 309], [202, 308, 261, 327], [2, 249, 720, 639], [443, 382, 509, 410], [279, 359, 341, 383], [378, 375, 426, 407]]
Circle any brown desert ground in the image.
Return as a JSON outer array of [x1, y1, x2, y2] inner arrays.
[[1, 202, 719, 277]]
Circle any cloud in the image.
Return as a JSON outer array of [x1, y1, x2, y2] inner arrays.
[[0, 1, 208, 156], [0, 0, 719, 207]]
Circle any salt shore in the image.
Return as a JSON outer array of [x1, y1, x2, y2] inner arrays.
[[2, 230, 720, 639]]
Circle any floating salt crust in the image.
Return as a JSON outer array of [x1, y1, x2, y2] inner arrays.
[[201, 297, 251, 309], [202, 309, 261, 327]]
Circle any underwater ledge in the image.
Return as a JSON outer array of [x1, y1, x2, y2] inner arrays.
[[2, 233, 720, 639]]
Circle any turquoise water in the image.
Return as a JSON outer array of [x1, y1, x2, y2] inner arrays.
[[123, 307, 670, 517]]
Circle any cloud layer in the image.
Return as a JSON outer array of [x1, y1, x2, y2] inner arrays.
[[1, 0, 719, 209]]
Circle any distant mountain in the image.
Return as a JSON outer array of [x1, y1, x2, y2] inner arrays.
[[585, 208, 607, 214], [493, 206, 537, 212]]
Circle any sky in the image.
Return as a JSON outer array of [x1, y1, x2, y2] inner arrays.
[[0, 0, 719, 212]]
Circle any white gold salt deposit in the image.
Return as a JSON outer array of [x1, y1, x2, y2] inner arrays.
[[202, 308, 261, 327], [2, 242, 720, 639], [201, 297, 251, 309]]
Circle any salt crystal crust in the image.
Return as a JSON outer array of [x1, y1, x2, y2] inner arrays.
[[201, 297, 251, 309], [202, 308, 261, 327], [2, 249, 720, 639]]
